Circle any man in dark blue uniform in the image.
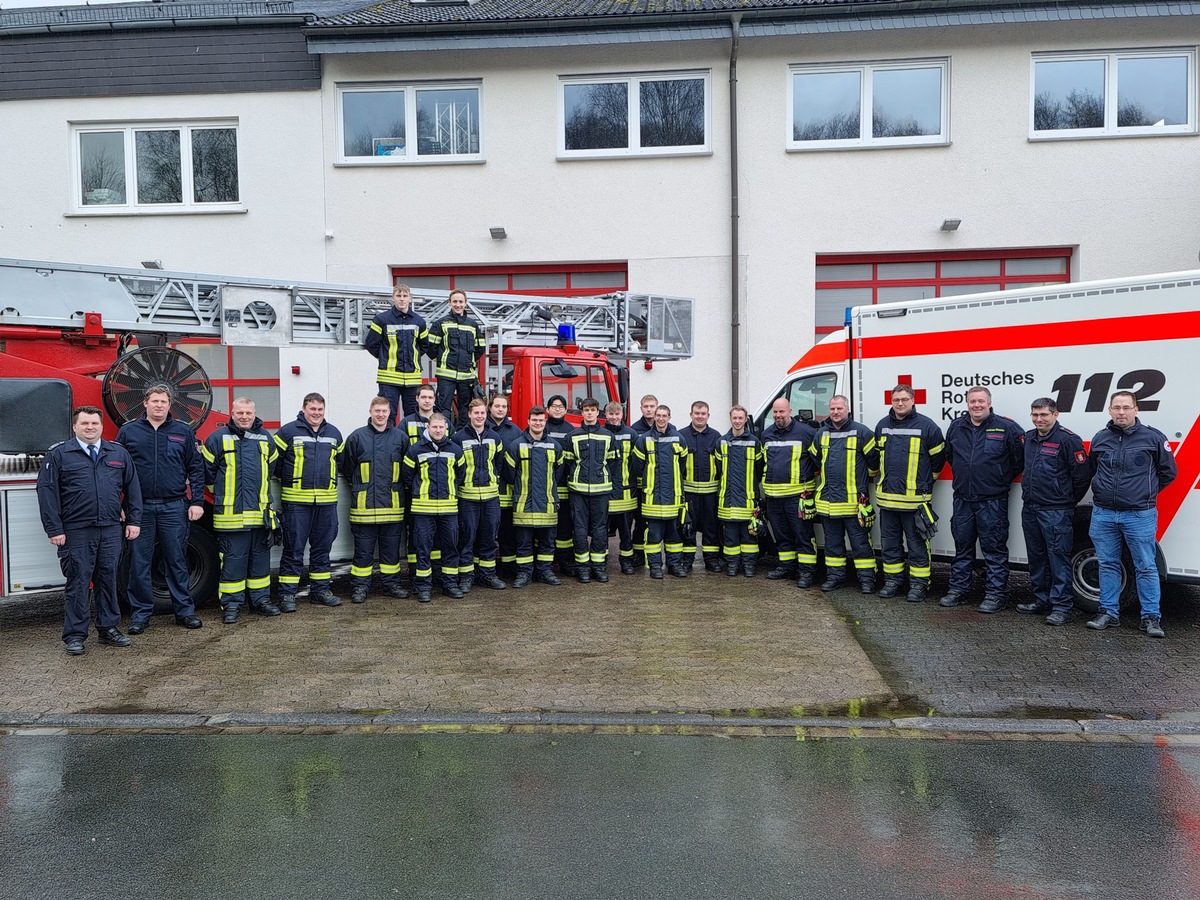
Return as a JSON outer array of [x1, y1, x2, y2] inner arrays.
[[938, 385, 1025, 613], [37, 405, 142, 655], [363, 283, 429, 423], [116, 384, 206, 633], [427, 288, 485, 428], [1016, 397, 1091, 626]]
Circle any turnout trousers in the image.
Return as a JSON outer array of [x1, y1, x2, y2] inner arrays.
[[350, 521, 404, 591], [764, 496, 816, 575], [570, 493, 610, 569], [216, 529, 272, 613], [412, 513, 461, 591], [279, 502, 338, 596], [879, 508, 930, 586], [459, 497, 501, 577]]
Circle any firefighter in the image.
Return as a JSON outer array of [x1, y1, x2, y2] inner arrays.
[[874, 384, 946, 602], [717, 405, 763, 578], [454, 397, 507, 592], [400, 383, 439, 573], [761, 397, 819, 588], [426, 288, 485, 428], [273, 392, 344, 610], [341, 396, 410, 604], [363, 283, 429, 423], [604, 401, 639, 575], [506, 405, 565, 588], [1017, 397, 1091, 626], [37, 405, 143, 655], [810, 394, 879, 594], [116, 383, 206, 633], [680, 400, 723, 573], [564, 397, 616, 583], [488, 393, 522, 578], [628, 394, 658, 568], [632, 404, 689, 579], [200, 397, 279, 624], [544, 394, 576, 576], [939, 385, 1026, 612], [402, 412, 465, 602]]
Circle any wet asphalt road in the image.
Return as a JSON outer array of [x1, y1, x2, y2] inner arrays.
[[3, 733, 1199, 899]]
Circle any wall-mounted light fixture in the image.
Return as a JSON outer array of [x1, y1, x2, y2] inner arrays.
[[940, 218, 961, 232], [489, 226, 507, 240]]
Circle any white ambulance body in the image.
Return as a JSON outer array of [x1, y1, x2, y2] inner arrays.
[[754, 270, 1200, 609]]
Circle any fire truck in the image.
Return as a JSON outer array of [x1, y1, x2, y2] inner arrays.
[[0, 257, 693, 609], [753, 270, 1200, 612]]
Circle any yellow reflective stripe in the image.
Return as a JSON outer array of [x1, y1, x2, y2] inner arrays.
[[247, 575, 272, 589]]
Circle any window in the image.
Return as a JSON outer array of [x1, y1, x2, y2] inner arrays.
[[174, 340, 281, 433], [559, 72, 710, 158], [789, 60, 949, 150], [337, 83, 482, 163], [74, 122, 239, 212], [753, 373, 840, 433], [1031, 50, 1195, 138], [813, 249, 1073, 337], [540, 362, 611, 412]]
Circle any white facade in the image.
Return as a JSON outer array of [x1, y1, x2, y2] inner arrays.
[[3, 11, 1199, 418]]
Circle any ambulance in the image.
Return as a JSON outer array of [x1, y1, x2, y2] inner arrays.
[[754, 270, 1200, 611]]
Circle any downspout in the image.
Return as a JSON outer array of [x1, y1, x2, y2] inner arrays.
[[728, 13, 742, 406]]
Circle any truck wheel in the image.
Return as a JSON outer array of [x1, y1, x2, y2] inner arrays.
[[1069, 535, 1137, 614], [117, 527, 221, 614]]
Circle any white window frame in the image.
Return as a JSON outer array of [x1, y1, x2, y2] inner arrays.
[[1029, 48, 1197, 140], [557, 70, 712, 159], [336, 81, 485, 165], [69, 120, 242, 215], [786, 58, 950, 151]]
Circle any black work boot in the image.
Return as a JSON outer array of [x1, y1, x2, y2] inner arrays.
[[820, 577, 845, 593], [858, 578, 876, 595], [795, 570, 815, 589], [906, 582, 929, 603], [877, 580, 904, 599], [767, 565, 796, 581]]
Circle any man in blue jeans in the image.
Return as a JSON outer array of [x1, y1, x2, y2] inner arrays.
[[1086, 390, 1177, 637]]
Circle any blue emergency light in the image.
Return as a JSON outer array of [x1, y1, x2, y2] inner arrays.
[[557, 323, 577, 345]]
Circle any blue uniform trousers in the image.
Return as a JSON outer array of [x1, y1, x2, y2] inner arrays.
[[685, 492, 722, 567], [515, 525, 557, 579], [949, 496, 1010, 597], [413, 513, 460, 590], [459, 497, 501, 576], [435, 379, 474, 428], [279, 502, 338, 595], [764, 496, 816, 574], [1022, 506, 1074, 613], [127, 498, 192, 624], [216, 529, 272, 612], [497, 506, 517, 572], [378, 384, 421, 425], [645, 516, 683, 570], [350, 522, 405, 591], [820, 515, 875, 584], [721, 520, 758, 570], [570, 493, 610, 567], [59, 524, 123, 644], [879, 508, 931, 585], [609, 511, 633, 560]]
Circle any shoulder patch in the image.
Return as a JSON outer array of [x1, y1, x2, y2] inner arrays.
[[1074, 450, 1087, 464]]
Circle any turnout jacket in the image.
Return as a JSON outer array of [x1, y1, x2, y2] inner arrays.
[[1088, 417, 1177, 511], [564, 423, 616, 494], [454, 423, 504, 502], [403, 432, 464, 515], [680, 424, 721, 494], [37, 439, 143, 535], [760, 417, 817, 498], [426, 311, 485, 380], [1022, 422, 1091, 511], [273, 413, 344, 504], [341, 420, 409, 524], [505, 430, 564, 527], [810, 417, 879, 517], [605, 422, 639, 513], [545, 416, 575, 498], [399, 411, 431, 446], [363, 306, 428, 387], [201, 417, 276, 531], [488, 416, 523, 509], [116, 413, 204, 504], [873, 408, 946, 510], [631, 425, 688, 519], [943, 410, 1025, 502], [716, 430, 763, 521]]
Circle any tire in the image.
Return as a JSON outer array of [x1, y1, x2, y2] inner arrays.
[[1069, 529, 1138, 614], [118, 525, 221, 614]]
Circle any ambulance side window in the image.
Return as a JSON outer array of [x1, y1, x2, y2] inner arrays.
[[753, 373, 839, 432]]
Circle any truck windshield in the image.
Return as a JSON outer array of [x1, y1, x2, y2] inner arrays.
[[753, 372, 838, 432]]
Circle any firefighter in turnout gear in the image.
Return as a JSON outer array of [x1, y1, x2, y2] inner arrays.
[[454, 398, 508, 592], [200, 398, 279, 624], [680, 400, 723, 573], [761, 397, 819, 587], [403, 412, 465, 602], [363, 283, 429, 423], [273, 393, 344, 610], [400, 384, 439, 572], [506, 406, 566, 588], [810, 395, 879, 594], [604, 401, 639, 575], [873, 384, 946, 602], [628, 394, 658, 567], [717, 405, 763, 578], [631, 405, 690, 579], [564, 397, 616, 583], [487, 393, 522, 577], [341, 396, 410, 604], [544, 394, 577, 576], [426, 288, 485, 428]]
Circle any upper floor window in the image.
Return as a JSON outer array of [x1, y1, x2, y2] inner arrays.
[[788, 59, 949, 150], [337, 82, 483, 164], [73, 122, 240, 213], [559, 71, 710, 158], [1031, 49, 1196, 138]]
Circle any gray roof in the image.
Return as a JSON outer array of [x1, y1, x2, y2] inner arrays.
[[0, 0, 361, 31]]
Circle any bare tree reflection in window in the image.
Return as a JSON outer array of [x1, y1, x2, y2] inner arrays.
[[565, 82, 628, 150], [640, 79, 705, 147], [135, 130, 182, 204], [794, 111, 860, 141], [193, 128, 239, 202], [1033, 89, 1104, 130], [80, 136, 127, 204]]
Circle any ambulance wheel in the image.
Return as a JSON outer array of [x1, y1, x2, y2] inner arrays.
[[1069, 535, 1137, 614], [117, 526, 220, 614]]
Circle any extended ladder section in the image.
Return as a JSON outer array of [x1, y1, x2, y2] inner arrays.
[[0, 258, 694, 361]]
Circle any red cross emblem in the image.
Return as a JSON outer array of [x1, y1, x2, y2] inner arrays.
[[885, 375, 926, 405]]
